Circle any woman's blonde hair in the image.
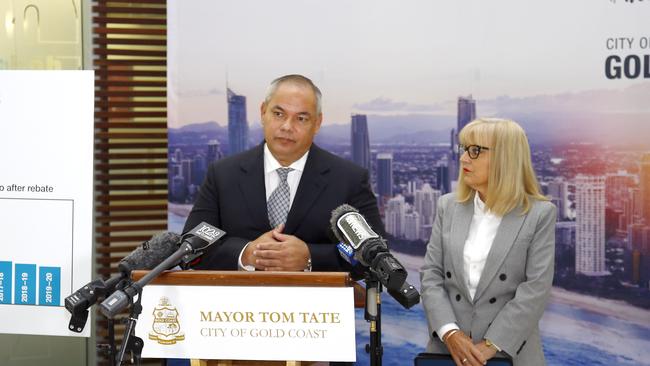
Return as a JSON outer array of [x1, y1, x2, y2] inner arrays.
[[457, 118, 547, 215]]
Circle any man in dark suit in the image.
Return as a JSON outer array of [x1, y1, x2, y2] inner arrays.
[[183, 74, 384, 273]]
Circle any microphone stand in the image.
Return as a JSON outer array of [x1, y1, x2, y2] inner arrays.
[[99, 242, 194, 365], [97, 317, 118, 365], [98, 277, 144, 366], [115, 283, 144, 366], [364, 269, 383, 366]]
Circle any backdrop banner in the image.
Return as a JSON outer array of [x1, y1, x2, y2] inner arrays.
[[166, 1, 650, 364]]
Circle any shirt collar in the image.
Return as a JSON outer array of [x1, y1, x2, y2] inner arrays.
[[263, 143, 309, 174], [473, 192, 491, 217]]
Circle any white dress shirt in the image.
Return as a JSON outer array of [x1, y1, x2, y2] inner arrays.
[[437, 193, 503, 345], [262, 144, 308, 207], [238, 144, 309, 270]]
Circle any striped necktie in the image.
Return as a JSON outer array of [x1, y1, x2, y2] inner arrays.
[[267, 167, 293, 228]]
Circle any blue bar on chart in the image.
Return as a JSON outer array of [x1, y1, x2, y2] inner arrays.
[[0, 261, 12, 304], [38, 266, 61, 306], [14, 263, 36, 305]]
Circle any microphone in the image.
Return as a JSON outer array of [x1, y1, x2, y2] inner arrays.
[[64, 275, 124, 333], [178, 221, 227, 269], [330, 204, 420, 308], [99, 222, 225, 318], [118, 231, 181, 274], [330, 204, 406, 290], [64, 231, 181, 332]]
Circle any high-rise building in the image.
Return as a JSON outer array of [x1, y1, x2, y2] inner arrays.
[[415, 183, 440, 227], [227, 88, 249, 156], [181, 159, 192, 187], [606, 171, 636, 212], [548, 177, 568, 221], [556, 221, 577, 249], [452, 95, 476, 190], [207, 139, 223, 163], [351, 114, 371, 173], [191, 154, 207, 186], [640, 153, 650, 223], [170, 175, 186, 203], [623, 187, 643, 229], [450, 128, 456, 160], [420, 224, 433, 242], [575, 175, 608, 276], [385, 195, 406, 238], [377, 153, 393, 199], [436, 160, 451, 194], [627, 223, 650, 254], [457, 95, 476, 135], [173, 148, 183, 163], [555, 221, 577, 273], [404, 211, 421, 241]]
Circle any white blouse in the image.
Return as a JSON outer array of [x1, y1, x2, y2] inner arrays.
[[464, 193, 503, 300]]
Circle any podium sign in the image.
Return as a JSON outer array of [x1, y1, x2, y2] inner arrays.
[[135, 284, 356, 362]]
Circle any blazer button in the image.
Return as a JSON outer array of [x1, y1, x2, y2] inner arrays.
[[456, 294, 461, 302], [489, 297, 497, 304], [499, 273, 507, 281], [446, 271, 452, 278]]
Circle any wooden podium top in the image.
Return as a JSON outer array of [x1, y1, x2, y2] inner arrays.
[[132, 270, 366, 308], [132, 270, 351, 286]]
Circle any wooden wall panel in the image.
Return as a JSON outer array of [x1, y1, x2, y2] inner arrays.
[[92, 0, 167, 364]]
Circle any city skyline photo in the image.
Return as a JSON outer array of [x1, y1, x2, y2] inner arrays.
[[167, 1, 650, 365]]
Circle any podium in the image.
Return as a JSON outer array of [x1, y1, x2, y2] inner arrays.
[[132, 270, 365, 365]]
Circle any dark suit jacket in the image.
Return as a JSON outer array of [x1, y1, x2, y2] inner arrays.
[[183, 142, 386, 272]]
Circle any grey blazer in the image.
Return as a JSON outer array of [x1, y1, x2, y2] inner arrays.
[[420, 193, 556, 366]]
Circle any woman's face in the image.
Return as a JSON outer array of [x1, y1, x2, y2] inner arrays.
[[460, 144, 490, 198]]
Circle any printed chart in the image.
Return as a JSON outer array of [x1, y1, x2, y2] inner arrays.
[[0, 70, 93, 337], [0, 198, 74, 307]]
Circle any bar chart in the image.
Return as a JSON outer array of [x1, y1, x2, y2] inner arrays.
[[0, 261, 61, 306], [0, 198, 73, 310]]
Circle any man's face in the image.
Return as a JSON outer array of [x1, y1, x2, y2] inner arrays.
[[261, 82, 322, 166]]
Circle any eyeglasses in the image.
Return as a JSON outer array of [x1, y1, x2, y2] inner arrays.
[[458, 144, 490, 159]]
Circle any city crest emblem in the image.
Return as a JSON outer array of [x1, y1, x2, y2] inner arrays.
[[149, 297, 185, 345]]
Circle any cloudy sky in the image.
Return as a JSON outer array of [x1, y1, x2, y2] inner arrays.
[[168, 0, 648, 128]]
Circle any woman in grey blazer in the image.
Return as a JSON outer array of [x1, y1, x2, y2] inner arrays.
[[420, 118, 556, 366]]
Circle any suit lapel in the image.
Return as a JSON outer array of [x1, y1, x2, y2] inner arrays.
[[473, 207, 527, 301], [450, 198, 474, 301], [238, 144, 272, 230], [284, 145, 328, 234]]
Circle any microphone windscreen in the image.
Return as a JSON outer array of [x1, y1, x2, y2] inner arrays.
[[119, 232, 181, 273], [329, 204, 359, 242]]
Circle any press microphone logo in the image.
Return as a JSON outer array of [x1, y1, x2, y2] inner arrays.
[[193, 223, 224, 243], [337, 212, 378, 249], [345, 215, 368, 240]]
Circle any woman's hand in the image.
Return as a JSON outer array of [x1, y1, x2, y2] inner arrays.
[[443, 330, 488, 366], [475, 340, 498, 362]]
